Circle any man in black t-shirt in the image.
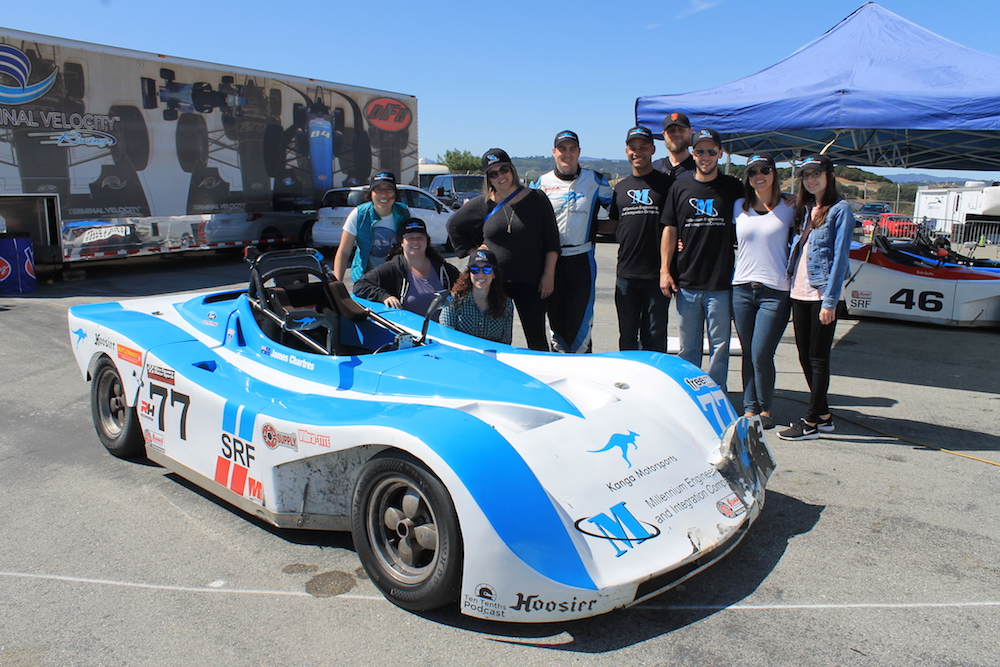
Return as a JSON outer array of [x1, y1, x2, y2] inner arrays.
[[608, 126, 673, 351], [660, 128, 742, 392]]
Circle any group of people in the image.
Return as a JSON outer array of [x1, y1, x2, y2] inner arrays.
[[338, 114, 855, 442], [609, 113, 855, 441]]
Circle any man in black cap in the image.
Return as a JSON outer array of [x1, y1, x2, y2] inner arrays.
[[660, 128, 743, 392], [651, 111, 696, 179], [532, 130, 613, 353], [608, 126, 673, 352]]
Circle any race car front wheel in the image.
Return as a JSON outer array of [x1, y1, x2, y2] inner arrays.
[[91, 357, 144, 458], [352, 454, 462, 611]]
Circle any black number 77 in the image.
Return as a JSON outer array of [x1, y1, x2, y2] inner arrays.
[[150, 384, 190, 440]]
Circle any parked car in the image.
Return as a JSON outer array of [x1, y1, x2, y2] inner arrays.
[[427, 174, 485, 209], [863, 213, 918, 239], [310, 185, 451, 248], [855, 202, 893, 226]]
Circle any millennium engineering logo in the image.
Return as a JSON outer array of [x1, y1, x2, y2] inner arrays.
[[688, 197, 718, 216], [627, 188, 653, 205], [0, 44, 58, 105], [575, 501, 660, 558]]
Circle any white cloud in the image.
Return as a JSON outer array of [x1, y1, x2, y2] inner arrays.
[[675, 0, 722, 19]]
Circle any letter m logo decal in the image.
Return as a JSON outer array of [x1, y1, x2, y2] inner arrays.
[[575, 502, 660, 558]]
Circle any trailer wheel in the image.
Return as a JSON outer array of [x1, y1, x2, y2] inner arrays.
[[351, 454, 462, 611], [91, 357, 144, 459], [176, 114, 209, 173], [109, 105, 150, 171]]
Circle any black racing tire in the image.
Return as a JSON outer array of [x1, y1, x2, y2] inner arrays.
[[176, 113, 209, 173], [90, 357, 144, 459], [262, 123, 285, 178], [299, 219, 316, 248], [351, 454, 462, 611], [109, 105, 150, 171]]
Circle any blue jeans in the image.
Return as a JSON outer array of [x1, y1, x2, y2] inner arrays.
[[615, 277, 669, 352], [675, 288, 732, 393], [732, 283, 791, 415]]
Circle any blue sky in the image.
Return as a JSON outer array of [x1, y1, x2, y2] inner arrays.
[[4, 0, 1000, 179]]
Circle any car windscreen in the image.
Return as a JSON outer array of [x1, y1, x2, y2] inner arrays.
[[451, 176, 484, 192]]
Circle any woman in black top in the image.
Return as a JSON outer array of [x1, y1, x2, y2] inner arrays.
[[447, 148, 560, 350]]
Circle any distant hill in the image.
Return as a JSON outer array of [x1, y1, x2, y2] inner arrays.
[[880, 173, 996, 185]]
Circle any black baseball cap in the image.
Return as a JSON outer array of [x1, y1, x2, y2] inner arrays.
[[626, 126, 654, 144], [745, 154, 776, 172], [398, 217, 428, 237], [692, 128, 723, 148], [553, 130, 580, 147], [371, 171, 397, 188], [482, 149, 512, 171], [468, 246, 497, 268], [662, 112, 691, 130], [795, 154, 833, 176]]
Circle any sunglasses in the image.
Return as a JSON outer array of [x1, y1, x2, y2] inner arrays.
[[468, 265, 494, 275], [693, 148, 719, 157], [747, 166, 773, 178], [801, 170, 825, 180], [487, 165, 512, 180]]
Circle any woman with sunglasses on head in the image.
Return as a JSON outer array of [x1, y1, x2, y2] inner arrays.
[[731, 154, 795, 430], [778, 154, 856, 441], [446, 149, 560, 350], [441, 246, 514, 344], [352, 218, 459, 320], [333, 171, 410, 283]]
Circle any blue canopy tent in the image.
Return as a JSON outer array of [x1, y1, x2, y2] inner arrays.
[[635, 3, 1000, 171]]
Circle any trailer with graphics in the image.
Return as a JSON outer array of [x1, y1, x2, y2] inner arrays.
[[0, 27, 417, 265]]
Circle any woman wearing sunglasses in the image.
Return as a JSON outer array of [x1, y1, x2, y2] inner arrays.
[[352, 218, 459, 320], [440, 246, 514, 344], [446, 149, 560, 350], [732, 154, 795, 430], [778, 154, 856, 441]]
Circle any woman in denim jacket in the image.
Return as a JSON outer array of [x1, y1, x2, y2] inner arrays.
[[779, 154, 855, 441]]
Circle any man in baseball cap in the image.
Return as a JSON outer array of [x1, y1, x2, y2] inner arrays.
[[531, 130, 612, 353], [660, 127, 742, 393], [606, 125, 673, 352], [652, 111, 696, 179]]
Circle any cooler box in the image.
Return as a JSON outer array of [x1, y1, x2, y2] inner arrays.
[[0, 233, 36, 294]]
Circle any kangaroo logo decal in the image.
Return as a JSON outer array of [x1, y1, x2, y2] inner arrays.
[[589, 430, 640, 468]]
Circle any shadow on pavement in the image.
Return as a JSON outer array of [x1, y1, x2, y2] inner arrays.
[[416, 491, 823, 651]]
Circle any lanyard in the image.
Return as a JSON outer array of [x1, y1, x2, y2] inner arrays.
[[484, 187, 523, 224]]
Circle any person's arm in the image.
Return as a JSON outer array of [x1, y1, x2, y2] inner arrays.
[[446, 197, 486, 257], [820, 202, 857, 322], [333, 232, 355, 282], [539, 250, 557, 298], [659, 225, 678, 296], [352, 261, 399, 306]]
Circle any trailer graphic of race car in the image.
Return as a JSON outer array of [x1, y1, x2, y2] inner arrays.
[[68, 247, 775, 622]]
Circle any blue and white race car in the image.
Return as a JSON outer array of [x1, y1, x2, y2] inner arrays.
[[68, 248, 774, 622]]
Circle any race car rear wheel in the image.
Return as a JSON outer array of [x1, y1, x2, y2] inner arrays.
[[91, 357, 143, 458], [352, 455, 462, 611]]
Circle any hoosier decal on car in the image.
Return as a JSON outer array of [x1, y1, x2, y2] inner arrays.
[[508, 593, 598, 614]]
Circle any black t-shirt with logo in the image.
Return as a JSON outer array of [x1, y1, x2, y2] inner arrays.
[[660, 172, 743, 291], [609, 170, 673, 280]]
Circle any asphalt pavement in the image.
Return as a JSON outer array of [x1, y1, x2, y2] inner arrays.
[[0, 245, 997, 666]]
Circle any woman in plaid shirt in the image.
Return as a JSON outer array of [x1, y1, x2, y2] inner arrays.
[[441, 246, 513, 345]]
